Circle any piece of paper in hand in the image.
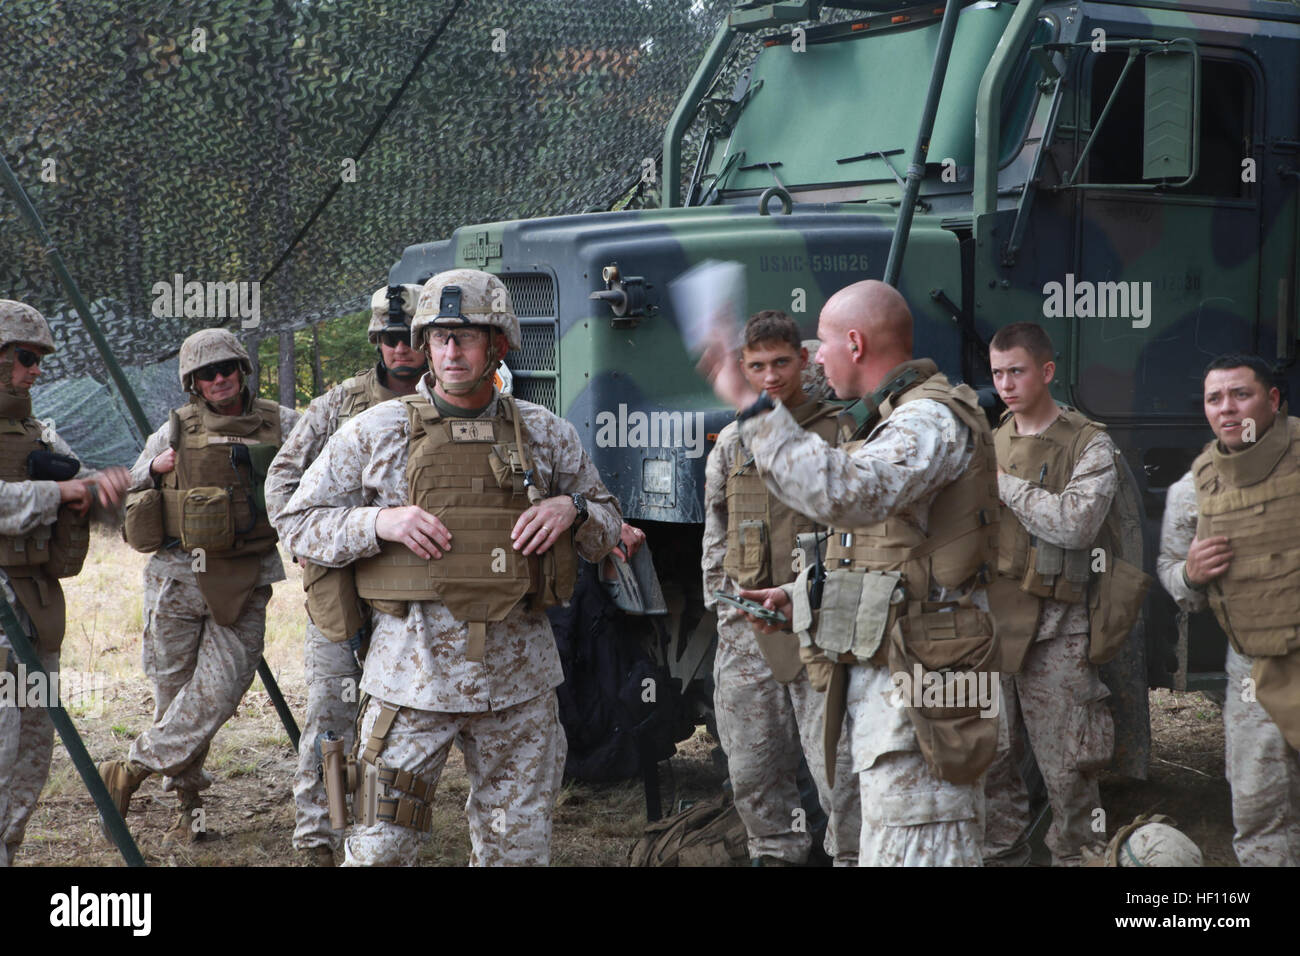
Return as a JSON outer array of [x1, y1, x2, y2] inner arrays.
[[668, 260, 746, 355]]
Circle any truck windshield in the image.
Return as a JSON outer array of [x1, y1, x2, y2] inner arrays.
[[702, 2, 1024, 203]]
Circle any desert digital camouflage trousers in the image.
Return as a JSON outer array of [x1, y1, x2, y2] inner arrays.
[[128, 567, 270, 793], [713, 617, 860, 865], [984, 631, 1112, 866], [0, 595, 56, 865], [1224, 644, 1300, 866], [848, 665, 985, 866], [343, 690, 566, 866], [293, 623, 362, 851]]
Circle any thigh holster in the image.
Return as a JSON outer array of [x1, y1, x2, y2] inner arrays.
[[353, 699, 437, 833]]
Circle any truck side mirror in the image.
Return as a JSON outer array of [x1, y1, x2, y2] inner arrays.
[[1142, 46, 1199, 183]]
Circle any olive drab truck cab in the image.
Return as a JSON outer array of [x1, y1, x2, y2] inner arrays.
[[389, 0, 1300, 783]]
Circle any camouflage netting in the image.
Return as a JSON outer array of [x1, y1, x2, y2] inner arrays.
[[0, 0, 739, 463]]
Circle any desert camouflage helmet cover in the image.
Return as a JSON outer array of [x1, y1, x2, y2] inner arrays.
[[178, 327, 252, 390], [800, 339, 835, 402], [1107, 814, 1203, 867], [411, 269, 520, 351], [367, 283, 423, 344], [0, 299, 57, 354]]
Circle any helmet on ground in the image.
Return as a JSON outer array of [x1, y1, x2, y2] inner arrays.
[[1108, 814, 1203, 867], [179, 328, 252, 392], [411, 269, 520, 351]]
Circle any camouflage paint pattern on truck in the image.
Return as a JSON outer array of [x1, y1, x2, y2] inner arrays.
[[391, 0, 1300, 771]]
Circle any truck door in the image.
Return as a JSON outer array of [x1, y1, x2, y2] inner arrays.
[[1069, 50, 1262, 428]]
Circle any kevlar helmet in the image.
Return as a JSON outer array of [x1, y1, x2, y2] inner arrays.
[[178, 327, 252, 392], [800, 339, 834, 401], [367, 283, 423, 345], [411, 269, 520, 351], [1108, 814, 1203, 867], [0, 299, 57, 354]]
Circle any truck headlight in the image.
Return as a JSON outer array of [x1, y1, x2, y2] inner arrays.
[[642, 458, 673, 495]]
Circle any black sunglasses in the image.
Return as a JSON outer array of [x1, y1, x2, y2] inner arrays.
[[13, 347, 42, 368], [194, 359, 242, 382], [378, 330, 411, 348]]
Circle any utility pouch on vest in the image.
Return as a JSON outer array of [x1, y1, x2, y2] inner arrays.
[[735, 520, 769, 587], [1087, 553, 1151, 664], [1021, 540, 1090, 603], [0, 524, 50, 567], [794, 566, 903, 666], [532, 534, 578, 610], [123, 488, 165, 553], [302, 559, 367, 644], [487, 442, 528, 492], [1252, 651, 1300, 750], [799, 646, 835, 693], [243, 443, 280, 517], [924, 466, 999, 589], [789, 570, 834, 689], [179, 486, 235, 552], [985, 574, 1040, 674], [887, 605, 1000, 785], [756, 630, 803, 684], [47, 505, 90, 578], [6, 571, 66, 651], [1020, 539, 1059, 598]]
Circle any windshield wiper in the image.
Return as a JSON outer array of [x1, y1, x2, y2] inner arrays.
[[837, 147, 907, 189]]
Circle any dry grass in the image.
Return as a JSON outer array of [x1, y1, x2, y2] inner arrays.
[[24, 528, 724, 867], [19, 529, 1240, 867]]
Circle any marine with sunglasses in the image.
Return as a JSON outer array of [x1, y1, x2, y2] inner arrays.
[[99, 327, 299, 848], [263, 283, 424, 866], [0, 300, 131, 866], [275, 269, 622, 865]]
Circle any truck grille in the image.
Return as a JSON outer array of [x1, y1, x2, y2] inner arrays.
[[500, 273, 558, 413], [502, 272, 556, 318], [517, 322, 557, 372]]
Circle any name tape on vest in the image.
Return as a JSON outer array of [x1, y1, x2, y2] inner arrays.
[[205, 435, 264, 446], [451, 421, 496, 442]]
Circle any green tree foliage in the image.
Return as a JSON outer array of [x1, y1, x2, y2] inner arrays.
[[255, 308, 374, 407]]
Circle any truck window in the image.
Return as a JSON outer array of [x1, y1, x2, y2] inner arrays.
[[1086, 52, 1253, 199]]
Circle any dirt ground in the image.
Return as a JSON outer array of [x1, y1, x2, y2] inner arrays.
[[15, 530, 1237, 867]]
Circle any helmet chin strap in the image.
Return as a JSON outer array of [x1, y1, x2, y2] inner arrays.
[[0, 352, 19, 393], [434, 327, 500, 396], [378, 348, 428, 380], [0, 353, 31, 417], [194, 377, 250, 413]]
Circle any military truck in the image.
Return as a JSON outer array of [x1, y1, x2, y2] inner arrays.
[[389, 0, 1300, 784]]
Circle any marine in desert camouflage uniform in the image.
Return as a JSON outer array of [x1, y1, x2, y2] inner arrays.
[[1158, 354, 1300, 866], [700, 279, 1000, 867], [702, 310, 860, 865], [276, 269, 621, 866], [981, 323, 1117, 867], [264, 283, 424, 866], [0, 300, 130, 866], [98, 328, 299, 847]]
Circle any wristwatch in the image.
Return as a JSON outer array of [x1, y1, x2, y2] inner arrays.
[[570, 492, 589, 525]]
